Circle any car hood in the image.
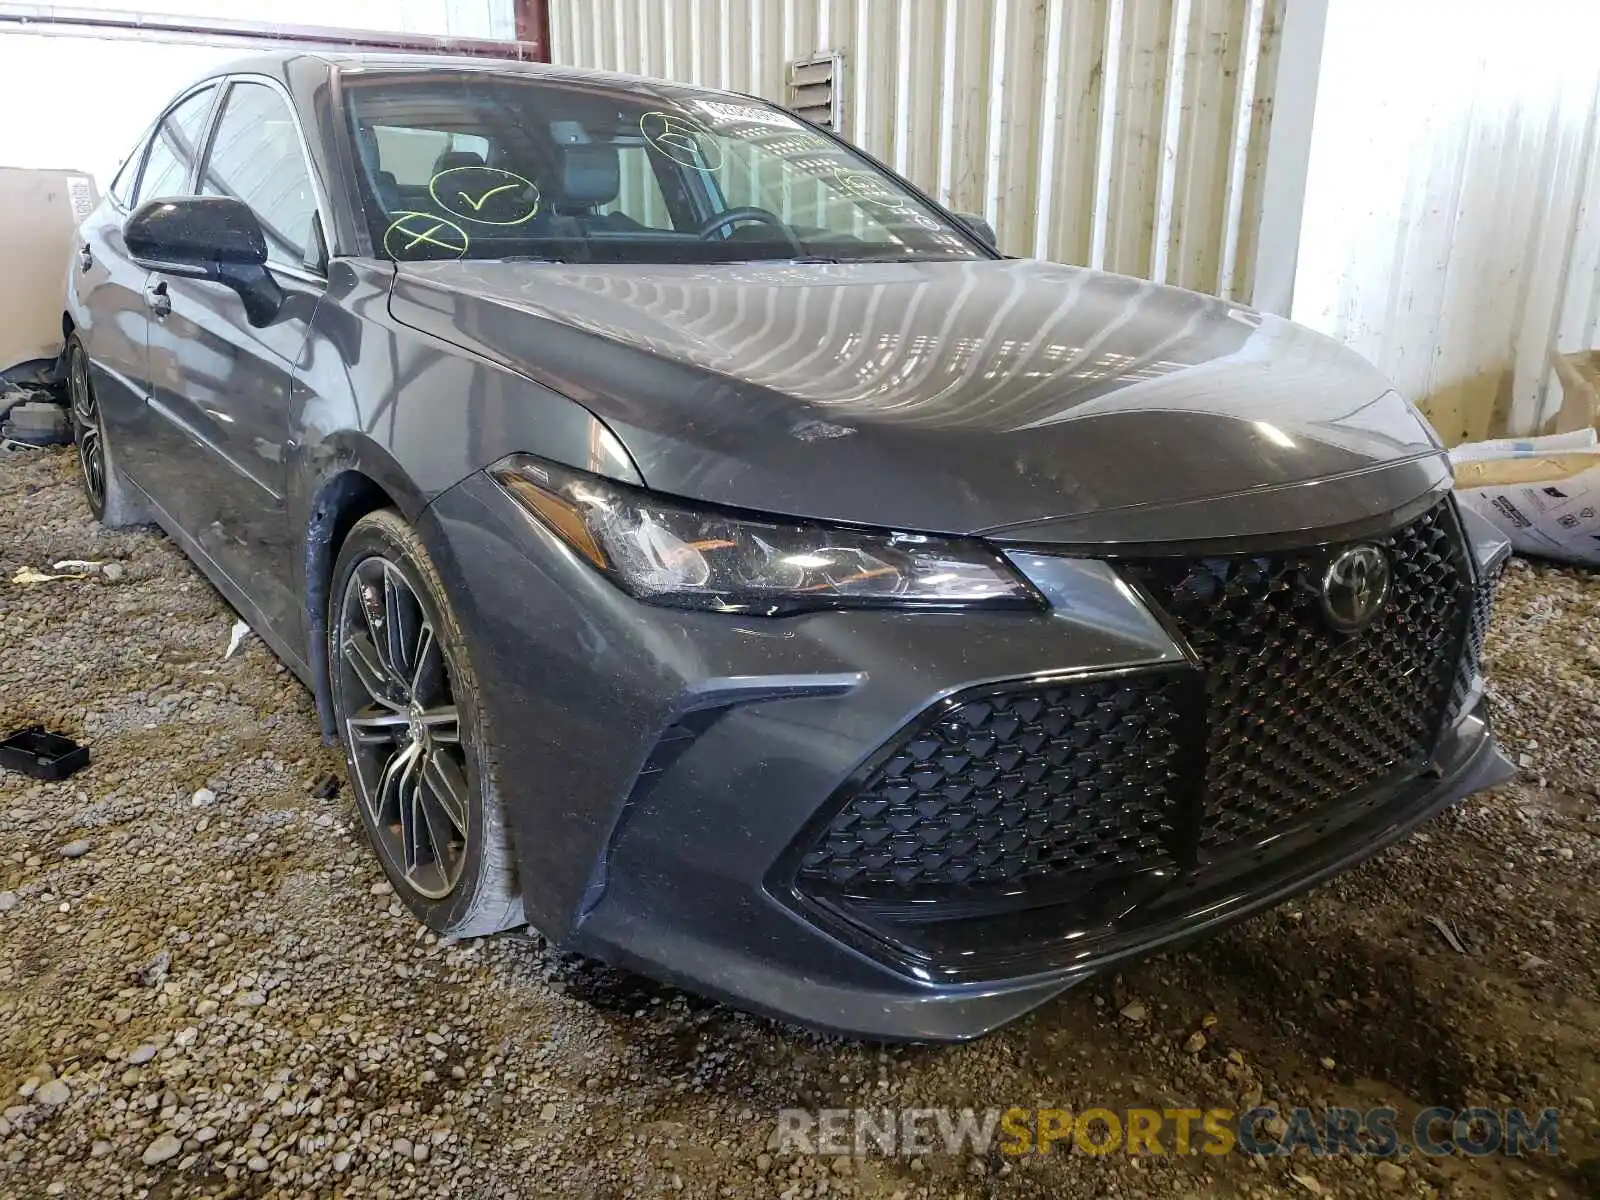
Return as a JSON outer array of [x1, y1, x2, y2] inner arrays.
[[388, 258, 1449, 544]]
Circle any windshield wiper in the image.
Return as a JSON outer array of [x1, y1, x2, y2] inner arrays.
[[746, 253, 933, 265]]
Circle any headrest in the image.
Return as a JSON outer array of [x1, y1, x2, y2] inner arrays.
[[373, 169, 399, 208], [433, 149, 487, 175], [355, 128, 381, 170], [555, 144, 620, 210]]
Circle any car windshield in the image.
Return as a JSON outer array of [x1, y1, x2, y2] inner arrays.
[[342, 69, 987, 265]]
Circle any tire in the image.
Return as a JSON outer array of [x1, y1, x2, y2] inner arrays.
[[328, 508, 524, 937], [66, 335, 144, 527]]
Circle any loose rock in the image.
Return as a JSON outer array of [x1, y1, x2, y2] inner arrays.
[[0, 446, 1596, 1200], [141, 1135, 182, 1166]]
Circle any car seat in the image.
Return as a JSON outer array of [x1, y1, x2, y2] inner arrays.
[[548, 144, 643, 231]]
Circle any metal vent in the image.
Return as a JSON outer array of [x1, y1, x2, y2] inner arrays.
[[787, 52, 843, 131]]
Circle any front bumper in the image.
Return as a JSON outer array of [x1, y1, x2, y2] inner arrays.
[[586, 702, 1507, 1039], [423, 473, 1512, 1041]]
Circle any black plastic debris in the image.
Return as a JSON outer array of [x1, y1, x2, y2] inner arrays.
[[0, 726, 90, 781], [1, 399, 72, 446], [0, 386, 29, 425]]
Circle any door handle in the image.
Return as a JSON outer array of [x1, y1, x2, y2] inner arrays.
[[144, 280, 171, 319], [78, 243, 93, 272]]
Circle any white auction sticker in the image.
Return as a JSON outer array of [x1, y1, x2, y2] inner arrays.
[[66, 176, 95, 220]]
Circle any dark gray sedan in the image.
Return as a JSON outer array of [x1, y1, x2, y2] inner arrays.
[[63, 51, 1513, 1040]]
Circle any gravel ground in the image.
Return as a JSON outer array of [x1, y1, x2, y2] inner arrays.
[[1, 445, 1597, 1200]]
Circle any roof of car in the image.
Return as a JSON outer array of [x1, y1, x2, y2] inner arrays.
[[201, 49, 721, 96]]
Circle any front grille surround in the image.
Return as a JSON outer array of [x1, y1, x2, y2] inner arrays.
[[1122, 496, 1475, 853], [1448, 546, 1504, 720], [792, 495, 1478, 916]]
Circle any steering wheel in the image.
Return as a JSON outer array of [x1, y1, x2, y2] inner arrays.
[[696, 206, 803, 253]]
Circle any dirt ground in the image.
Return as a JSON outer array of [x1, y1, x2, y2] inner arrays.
[[0, 444, 1596, 1199]]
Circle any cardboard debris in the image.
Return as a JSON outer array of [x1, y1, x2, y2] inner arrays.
[[1550, 349, 1600, 436], [12, 567, 68, 584], [0, 168, 99, 377], [1450, 352, 1600, 567]]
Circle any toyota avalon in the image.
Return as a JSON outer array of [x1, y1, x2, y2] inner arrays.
[[62, 51, 1513, 1040]]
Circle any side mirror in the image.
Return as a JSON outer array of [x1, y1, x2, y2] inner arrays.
[[956, 212, 998, 250], [124, 196, 283, 325]]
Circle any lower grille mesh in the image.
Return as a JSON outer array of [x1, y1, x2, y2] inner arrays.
[[795, 498, 1480, 901], [797, 674, 1197, 890]]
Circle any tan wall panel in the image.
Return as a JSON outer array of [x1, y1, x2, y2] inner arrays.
[[549, 0, 1283, 299]]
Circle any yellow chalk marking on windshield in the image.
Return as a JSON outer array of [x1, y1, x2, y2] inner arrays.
[[405, 223, 453, 249], [458, 183, 520, 211], [640, 110, 723, 171], [382, 212, 469, 261], [429, 166, 540, 226]]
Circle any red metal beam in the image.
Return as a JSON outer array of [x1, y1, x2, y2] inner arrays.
[[513, 0, 549, 61]]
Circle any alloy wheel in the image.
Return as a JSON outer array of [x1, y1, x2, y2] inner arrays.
[[337, 555, 471, 899], [68, 349, 105, 510]]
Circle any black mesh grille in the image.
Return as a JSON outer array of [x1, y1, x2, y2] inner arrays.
[[792, 498, 1477, 906], [796, 673, 1199, 891], [1124, 499, 1473, 852]]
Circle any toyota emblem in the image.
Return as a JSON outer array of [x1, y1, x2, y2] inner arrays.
[[1320, 545, 1391, 633]]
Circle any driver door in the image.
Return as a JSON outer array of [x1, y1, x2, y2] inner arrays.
[[88, 83, 217, 494], [144, 77, 325, 640]]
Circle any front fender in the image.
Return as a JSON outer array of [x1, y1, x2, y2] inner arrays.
[[290, 258, 645, 737]]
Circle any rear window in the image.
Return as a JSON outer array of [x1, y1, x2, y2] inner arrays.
[[371, 126, 490, 189]]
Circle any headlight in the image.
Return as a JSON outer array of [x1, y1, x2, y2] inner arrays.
[[491, 456, 1044, 615]]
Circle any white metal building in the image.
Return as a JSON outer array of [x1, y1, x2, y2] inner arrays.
[[548, 0, 1600, 443], [2, 0, 1596, 440]]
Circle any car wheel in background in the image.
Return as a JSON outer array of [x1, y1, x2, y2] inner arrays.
[[329, 508, 525, 937], [66, 336, 144, 527]]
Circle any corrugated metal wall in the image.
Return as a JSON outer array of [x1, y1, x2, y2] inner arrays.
[[1292, 0, 1600, 442], [549, 0, 1289, 302]]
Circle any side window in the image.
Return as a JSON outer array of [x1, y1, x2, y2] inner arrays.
[[134, 87, 216, 204], [109, 132, 149, 209], [598, 145, 674, 230], [199, 81, 320, 269]]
